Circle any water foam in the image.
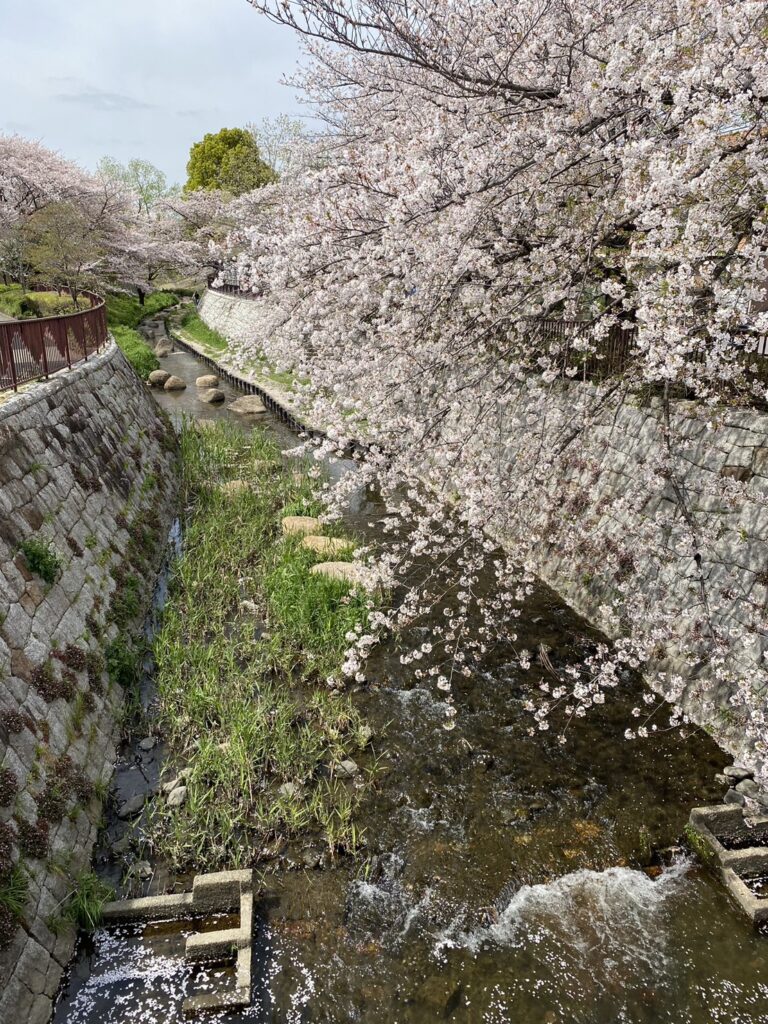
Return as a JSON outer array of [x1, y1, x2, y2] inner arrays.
[[436, 857, 690, 978]]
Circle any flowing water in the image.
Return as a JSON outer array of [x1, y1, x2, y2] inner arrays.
[[52, 331, 768, 1024]]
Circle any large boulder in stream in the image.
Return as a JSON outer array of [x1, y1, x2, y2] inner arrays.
[[229, 395, 267, 416], [163, 375, 187, 391], [154, 338, 173, 357], [199, 388, 225, 404], [148, 369, 170, 388], [196, 374, 219, 388]]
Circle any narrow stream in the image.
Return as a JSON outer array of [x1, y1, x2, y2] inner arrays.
[[52, 327, 768, 1024]]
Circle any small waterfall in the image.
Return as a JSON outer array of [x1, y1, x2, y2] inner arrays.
[[437, 858, 691, 977]]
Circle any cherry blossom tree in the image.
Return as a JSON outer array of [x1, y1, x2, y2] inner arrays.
[[218, 0, 768, 787], [0, 134, 198, 299]]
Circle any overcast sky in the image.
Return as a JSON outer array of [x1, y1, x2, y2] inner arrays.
[[0, 0, 304, 184]]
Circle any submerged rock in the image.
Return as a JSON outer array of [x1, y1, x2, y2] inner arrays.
[[117, 794, 146, 820], [147, 369, 170, 387], [301, 848, 322, 870], [282, 515, 321, 536], [112, 835, 133, 855], [134, 860, 153, 880], [163, 374, 187, 391], [301, 535, 353, 557], [199, 388, 225, 404], [724, 789, 746, 807], [138, 736, 157, 752], [230, 395, 267, 415], [167, 785, 188, 807], [196, 374, 219, 388]]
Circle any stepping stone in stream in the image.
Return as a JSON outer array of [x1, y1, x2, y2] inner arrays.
[[155, 339, 173, 357], [301, 535, 353, 557], [163, 375, 187, 391], [309, 561, 367, 587], [148, 369, 170, 387], [230, 395, 267, 415], [199, 388, 225, 404], [196, 374, 219, 388], [282, 515, 321, 536]]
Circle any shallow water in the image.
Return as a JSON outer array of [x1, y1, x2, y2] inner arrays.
[[52, 336, 768, 1024]]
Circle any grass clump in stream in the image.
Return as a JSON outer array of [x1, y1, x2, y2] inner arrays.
[[150, 421, 375, 871]]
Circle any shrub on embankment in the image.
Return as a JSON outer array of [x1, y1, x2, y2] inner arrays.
[[111, 325, 159, 380], [106, 291, 178, 380], [105, 291, 178, 329]]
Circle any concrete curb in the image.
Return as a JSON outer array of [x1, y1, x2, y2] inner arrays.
[[101, 869, 255, 1012], [689, 805, 768, 926]]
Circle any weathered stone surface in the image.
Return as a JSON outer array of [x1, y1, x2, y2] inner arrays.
[[163, 375, 187, 391], [229, 395, 267, 415], [196, 374, 219, 388], [167, 785, 188, 808], [199, 388, 225, 404], [309, 561, 366, 587], [335, 759, 359, 779], [0, 340, 178, 1021], [301, 535, 353, 557], [154, 339, 173, 357], [147, 369, 171, 387], [281, 516, 321, 537], [117, 794, 147, 819]]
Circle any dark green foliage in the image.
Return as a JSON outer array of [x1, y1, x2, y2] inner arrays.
[[53, 644, 87, 672], [19, 538, 61, 584], [0, 710, 24, 734], [185, 127, 275, 194], [112, 325, 159, 380], [105, 291, 178, 330], [15, 818, 49, 860], [0, 822, 13, 876], [0, 769, 18, 808], [0, 866, 28, 952], [108, 573, 141, 627], [105, 637, 140, 690], [31, 661, 60, 703], [61, 872, 113, 930]]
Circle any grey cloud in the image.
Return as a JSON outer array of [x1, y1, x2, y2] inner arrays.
[[55, 84, 155, 113]]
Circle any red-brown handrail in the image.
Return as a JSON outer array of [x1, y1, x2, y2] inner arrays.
[[0, 290, 108, 393]]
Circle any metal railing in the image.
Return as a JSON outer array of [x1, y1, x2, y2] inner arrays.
[[526, 318, 639, 381], [0, 290, 108, 393], [207, 278, 260, 300]]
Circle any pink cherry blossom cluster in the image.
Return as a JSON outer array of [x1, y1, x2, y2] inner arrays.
[[204, 0, 768, 784]]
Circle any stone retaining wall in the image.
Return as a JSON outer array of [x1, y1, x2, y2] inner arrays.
[[0, 341, 178, 1023]]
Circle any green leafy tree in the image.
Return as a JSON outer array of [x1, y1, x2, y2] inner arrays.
[[97, 157, 174, 214], [184, 128, 276, 195]]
